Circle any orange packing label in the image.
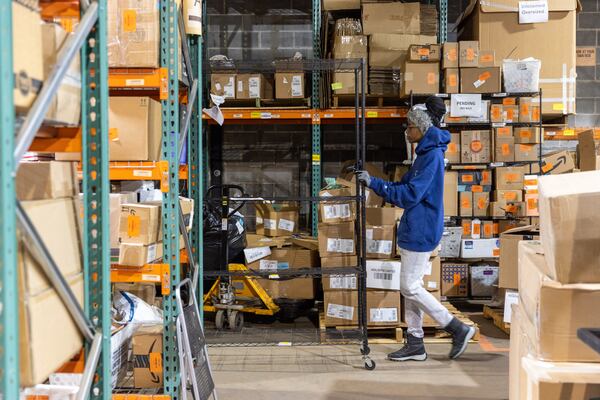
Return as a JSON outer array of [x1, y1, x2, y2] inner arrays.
[[526, 189, 539, 195], [505, 173, 519, 182], [470, 140, 483, 152], [481, 54, 493, 63], [541, 162, 553, 173], [127, 215, 141, 237], [448, 143, 458, 153], [524, 178, 538, 186], [60, 18, 74, 33], [532, 108, 540, 121], [503, 98, 516, 106], [109, 128, 119, 141], [448, 74, 458, 87], [519, 130, 532, 138], [477, 197, 487, 210], [527, 198, 538, 210], [123, 9, 137, 32], [501, 143, 510, 155], [427, 73, 436, 85], [462, 174, 474, 183], [484, 224, 493, 236], [482, 171, 491, 182], [448, 48, 457, 61], [473, 223, 481, 235], [471, 185, 483, 193], [491, 105, 501, 120], [466, 48, 475, 61], [520, 103, 530, 115], [149, 352, 162, 373], [493, 248, 500, 257], [493, 222, 499, 235], [478, 71, 491, 81], [461, 198, 471, 208], [506, 108, 515, 120], [462, 221, 471, 235], [418, 48, 430, 56], [497, 127, 511, 137], [453, 273, 461, 286], [504, 192, 517, 201]]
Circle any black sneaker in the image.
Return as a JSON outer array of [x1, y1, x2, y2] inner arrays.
[[387, 334, 427, 362], [443, 317, 476, 359]]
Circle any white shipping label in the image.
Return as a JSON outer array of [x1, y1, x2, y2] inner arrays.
[[503, 290, 519, 324], [146, 244, 158, 263], [291, 75, 302, 97], [224, 77, 235, 98], [425, 261, 433, 276], [327, 238, 355, 254], [132, 170, 153, 177], [263, 219, 276, 230], [248, 77, 260, 98], [237, 80, 243, 92], [141, 274, 161, 282], [221, 218, 228, 231], [256, 216, 263, 224], [367, 239, 393, 255], [519, 0, 548, 24], [473, 79, 485, 88], [366, 229, 373, 240], [236, 221, 244, 235], [450, 94, 483, 118], [323, 204, 351, 220], [370, 307, 398, 323], [427, 281, 438, 290], [278, 218, 295, 232], [327, 303, 354, 320], [244, 246, 271, 264], [329, 274, 357, 290], [259, 260, 278, 271]]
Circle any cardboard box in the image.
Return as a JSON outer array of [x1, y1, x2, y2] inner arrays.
[[443, 68, 460, 94], [275, 73, 304, 99], [490, 201, 525, 218], [318, 222, 355, 257], [470, 265, 498, 297], [255, 203, 299, 237], [525, 192, 539, 217], [519, 97, 541, 123], [495, 166, 525, 190], [118, 236, 184, 267], [365, 207, 403, 227], [42, 23, 81, 126], [493, 190, 523, 203], [482, 220, 494, 238], [461, 130, 491, 163], [366, 260, 401, 290], [321, 255, 358, 268], [443, 171, 458, 216], [514, 127, 541, 144], [322, 272, 357, 291], [515, 143, 540, 162], [368, 34, 437, 68], [366, 225, 395, 259], [494, 137, 515, 162], [119, 203, 160, 245], [502, 105, 519, 123], [108, 0, 160, 67], [459, 191, 473, 217], [461, 218, 472, 237], [113, 282, 156, 305], [362, 2, 421, 35], [578, 129, 600, 171], [481, 169, 492, 185], [258, 277, 315, 300], [473, 192, 489, 217], [236, 74, 273, 99], [445, 133, 460, 163], [461, 238, 500, 258], [109, 97, 162, 161], [533, 150, 576, 175], [323, 0, 359, 10], [182, 0, 202, 35], [13, 1, 43, 111], [439, 227, 463, 257], [244, 246, 271, 264], [16, 162, 78, 201], [494, 122, 513, 140], [518, 241, 600, 362], [247, 247, 319, 271], [132, 325, 163, 388], [211, 73, 236, 98], [490, 104, 503, 122], [402, 62, 439, 96], [442, 42, 459, 69], [333, 35, 368, 60], [424, 256, 441, 292], [538, 170, 600, 283], [458, 0, 578, 115], [478, 50, 495, 67], [319, 180, 356, 224], [441, 263, 469, 297], [332, 71, 368, 95], [459, 41, 479, 67], [324, 290, 401, 327], [408, 44, 441, 62], [460, 67, 501, 94]]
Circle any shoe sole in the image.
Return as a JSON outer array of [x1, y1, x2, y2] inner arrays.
[[451, 326, 476, 360], [388, 353, 427, 362]]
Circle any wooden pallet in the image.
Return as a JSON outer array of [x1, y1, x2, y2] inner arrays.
[[331, 94, 405, 108], [483, 305, 511, 335], [220, 97, 311, 108]]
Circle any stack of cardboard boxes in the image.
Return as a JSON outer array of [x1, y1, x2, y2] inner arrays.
[[331, 24, 368, 96], [510, 170, 600, 398], [441, 41, 500, 95]]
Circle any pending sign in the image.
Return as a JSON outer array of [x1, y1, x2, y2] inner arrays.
[[450, 94, 482, 118], [519, 0, 548, 24]]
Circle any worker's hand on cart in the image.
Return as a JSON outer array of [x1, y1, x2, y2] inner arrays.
[[356, 170, 371, 187]]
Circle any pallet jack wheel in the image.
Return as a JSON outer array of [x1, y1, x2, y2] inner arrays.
[[229, 310, 244, 331], [364, 357, 376, 371], [215, 310, 226, 330]]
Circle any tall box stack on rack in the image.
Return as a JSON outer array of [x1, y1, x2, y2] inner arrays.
[[331, 19, 368, 96], [510, 171, 600, 398]]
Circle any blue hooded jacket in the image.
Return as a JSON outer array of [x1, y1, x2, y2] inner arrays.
[[368, 125, 451, 252]]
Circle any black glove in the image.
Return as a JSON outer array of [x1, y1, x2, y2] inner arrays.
[[356, 170, 371, 187]]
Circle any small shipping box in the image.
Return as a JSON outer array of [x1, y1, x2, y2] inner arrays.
[[318, 222, 355, 258], [210, 73, 236, 98], [275, 72, 305, 99], [319, 180, 356, 224], [439, 226, 463, 258], [366, 225, 395, 259], [518, 241, 600, 362], [424, 256, 441, 292], [255, 203, 299, 237], [108, 0, 160, 67], [132, 325, 163, 388], [478, 50, 495, 67], [578, 129, 600, 171], [321, 255, 358, 268], [236, 74, 273, 99], [493, 190, 523, 203], [408, 44, 441, 62], [441, 263, 469, 297], [365, 207, 403, 227], [495, 166, 525, 190], [13, 1, 43, 111], [514, 127, 541, 144], [490, 201, 525, 218], [443, 68, 460, 94], [368, 34, 436, 68], [322, 271, 358, 291], [460, 67, 501, 94], [515, 143, 539, 162], [525, 192, 539, 217], [258, 277, 316, 300], [473, 192, 489, 217], [494, 137, 515, 162], [490, 104, 503, 123], [446, 133, 461, 163], [109, 97, 162, 161], [366, 260, 401, 290], [119, 203, 161, 245], [534, 150, 576, 175], [538, 171, 600, 283], [519, 97, 541, 123], [248, 247, 318, 271], [118, 236, 185, 267], [470, 265, 499, 297], [502, 105, 519, 123], [442, 42, 459, 69], [459, 41, 479, 67], [459, 191, 473, 217], [499, 225, 539, 289], [461, 130, 491, 163], [482, 220, 494, 238], [443, 171, 458, 216], [461, 238, 500, 258], [324, 290, 401, 327], [16, 162, 78, 201], [402, 62, 439, 96]]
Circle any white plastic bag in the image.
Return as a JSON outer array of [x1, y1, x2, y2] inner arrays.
[[112, 291, 163, 325], [502, 58, 541, 93]]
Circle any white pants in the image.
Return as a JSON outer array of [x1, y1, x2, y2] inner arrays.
[[399, 247, 453, 338]]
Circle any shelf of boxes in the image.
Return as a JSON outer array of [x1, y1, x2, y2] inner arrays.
[[203, 107, 409, 122]]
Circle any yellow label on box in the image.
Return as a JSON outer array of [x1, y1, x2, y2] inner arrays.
[[553, 103, 564, 111], [563, 129, 575, 136], [367, 111, 378, 118], [331, 82, 343, 90], [127, 215, 141, 237], [122, 9, 137, 32], [149, 352, 162, 373], [109, 128, 119, 141]]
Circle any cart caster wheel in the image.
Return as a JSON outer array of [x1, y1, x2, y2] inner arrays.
[[364, 358, 376, 371], [360, 345, 370, 356], [229, 310, 244, 331], [215, 310, 226, 330]]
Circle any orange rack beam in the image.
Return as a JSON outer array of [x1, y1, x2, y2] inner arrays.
[[203, 107, 408, 122], [113, 396, 170, 400], [105, 162, 188, 181], [111, 264, 171, 295]]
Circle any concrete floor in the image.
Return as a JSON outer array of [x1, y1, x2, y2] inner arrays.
[[209, 313, 510, 400]]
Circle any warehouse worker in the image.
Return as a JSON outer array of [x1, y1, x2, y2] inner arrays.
[[357, 96, 476, 361]]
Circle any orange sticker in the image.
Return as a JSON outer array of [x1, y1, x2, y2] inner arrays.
[[481, 54, 493, 63], [418, 47, 430, 56], [506, 108, 515, 121], [491, 105, 502, 120], [461, 197, 471, 208], [505, 173, 519, 182], [462, 174, 474, 183], [60, 18, 74, 33], [109, 128, 119, 141], [127, 215, 141, 237], [448, 142, 458, 153], [501, 143, 510, 155], [453, 273, 461, 286], [521, 103, 530, 115], [497, 127, 511, 137], [493, 222, 499, 235], [477, 197, 487, 210], [519, 144, 532, 153], [478, 71, 491, 81], [519, 130, 532, 138], [462, 221, 471, 235], [527, 189, 539, 195], [149, 352, 162, 373], [503, 192, 517, 201], [466, 48, 475, 61], [493, 248, 500, 257], [483, 223, 493, 236], [532, 107, 540, 121], [473, 223, 481, 235], [427, 73, 436, 85], [541, 162, 553, 173], [448, 73, 458, 87], [527, 198, 538, 210], [482, 171, 491, 183], [470, 140, 483, 153], [471, 185, 483, 193], [524, 178, 538, 186], [503, 98, 516, 106], [448, 48, 457, 61], [122, 9, 137, 32]]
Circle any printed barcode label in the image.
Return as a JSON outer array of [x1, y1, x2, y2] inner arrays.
[[263, 219, 276, 230], [427, 281, 438, 290], [327, 303, 354, 320], [132, 170, 153, 177], [291, 75, 302, 97], [146, 244, 158, 263], [278, 218, 295, 232], [370, 308, 398, 323], [367, 240, 393, 255], [259, 260, 278, 271], [327, 238, 354, 253], [125, 79, 145, 86], [244, 246, 271, 264], [425, 261, 433, 276], [256, 216, 263, 224], [323, 204, 351, 220], [248, 77, 260, 98], [373, 272, 393, 281], [329, 274, 357, 290], [141, 274, 161, 282]]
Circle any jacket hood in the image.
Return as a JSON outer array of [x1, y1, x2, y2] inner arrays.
[[415, 126, 450, 155]]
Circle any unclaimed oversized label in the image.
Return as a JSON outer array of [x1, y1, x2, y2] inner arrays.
[[327, 303, 354, 320], [518, 0, 548, 24]]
